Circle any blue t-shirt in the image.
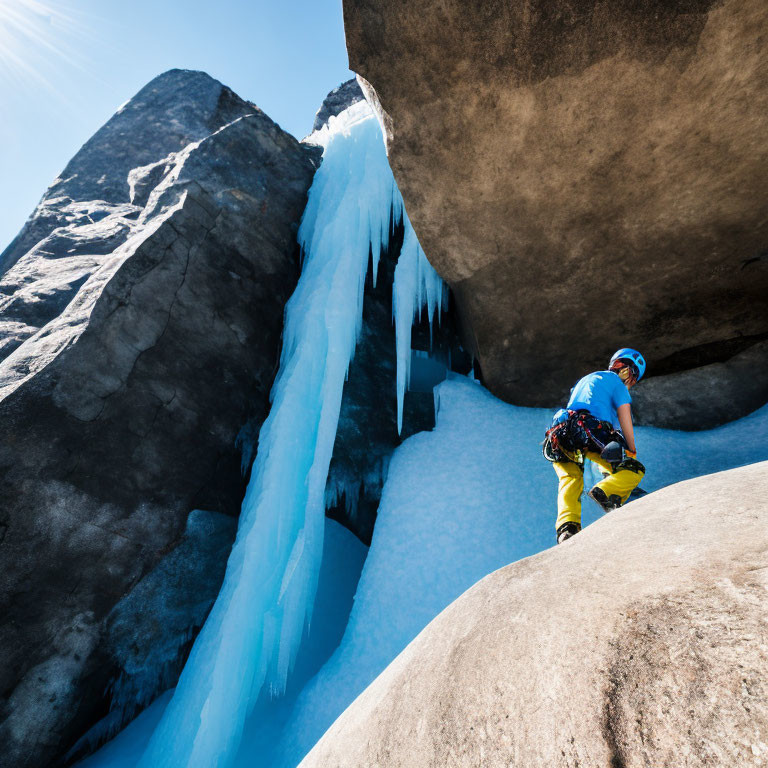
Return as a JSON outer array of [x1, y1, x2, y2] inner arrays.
[[566, 370, 631, 426]]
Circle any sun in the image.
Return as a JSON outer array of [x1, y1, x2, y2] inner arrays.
[[0, 0, 84, 89]]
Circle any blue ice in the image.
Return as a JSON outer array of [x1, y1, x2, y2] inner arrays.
[[79, 519, 366, 768], [264, 375, 768, 767], [126, 99, 438, 768]]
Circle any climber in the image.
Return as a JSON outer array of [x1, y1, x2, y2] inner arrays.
[[542, 348, 647, 544]]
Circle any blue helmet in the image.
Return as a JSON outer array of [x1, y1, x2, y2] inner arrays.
[[610, 348, 646, 381]]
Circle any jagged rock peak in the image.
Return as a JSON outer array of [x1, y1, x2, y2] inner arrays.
[[0, 69, 317, 768], [0, 68, 264, 278], [52, 68, 257, 205], [311, 78, 365, 133]]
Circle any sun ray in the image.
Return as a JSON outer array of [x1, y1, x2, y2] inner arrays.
[[0, 0, 94, 94]]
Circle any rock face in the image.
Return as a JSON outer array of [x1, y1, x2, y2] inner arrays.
[[632, 339, 768, 430], [64, 509, 237, 764], [0, 70, 318, 768], [301, 461, 768, 768], [343, 0, 768, 409], [311, 78, 365, 133]]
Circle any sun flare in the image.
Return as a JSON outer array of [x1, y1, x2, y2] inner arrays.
[[0, 0, 85, 89]]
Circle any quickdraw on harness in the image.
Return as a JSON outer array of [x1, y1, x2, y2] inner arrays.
[[542, 409, 623, 466]]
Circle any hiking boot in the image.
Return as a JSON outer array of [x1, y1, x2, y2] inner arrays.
[[589, 486, 622, 512], [556, 522, 581, 544]]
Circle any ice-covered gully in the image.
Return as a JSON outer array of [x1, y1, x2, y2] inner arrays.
[[132, 99, 445, 768]]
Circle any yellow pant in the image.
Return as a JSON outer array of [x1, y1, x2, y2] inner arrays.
[[554, 452, 645, 531]]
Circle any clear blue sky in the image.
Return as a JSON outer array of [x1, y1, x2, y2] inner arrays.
[[0, 0, 352, 251]]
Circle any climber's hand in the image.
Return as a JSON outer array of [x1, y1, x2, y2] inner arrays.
[[625, 449, 637, 459]]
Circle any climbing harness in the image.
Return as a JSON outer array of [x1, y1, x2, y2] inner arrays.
[[542, 409, 625, 466]]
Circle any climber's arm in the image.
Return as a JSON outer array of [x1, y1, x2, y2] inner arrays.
[[617, 403, 637, 454]]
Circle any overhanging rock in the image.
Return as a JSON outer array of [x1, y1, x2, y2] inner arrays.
[[343, 0, 768, 410]]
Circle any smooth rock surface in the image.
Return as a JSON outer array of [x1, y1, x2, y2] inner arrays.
[[0, 69, 317, 768], [343, 0, 768, 408], [301, 461, 768, 768]]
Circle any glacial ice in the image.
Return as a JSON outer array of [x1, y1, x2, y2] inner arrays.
[[77, 519, 366, 768], [133, 99, 435, 768], [392, 222, 446, 433], [323, 455, 390, 524]]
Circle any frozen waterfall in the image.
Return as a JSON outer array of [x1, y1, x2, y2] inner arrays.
[[133, 100, 443, 768], [392, 223, 445, 433]]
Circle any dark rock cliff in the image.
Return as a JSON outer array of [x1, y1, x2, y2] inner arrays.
[[342, 0, 768, 417], [311, 78, 365, 133], [632, 340, 768, 430], [0, 69, 318, 768]]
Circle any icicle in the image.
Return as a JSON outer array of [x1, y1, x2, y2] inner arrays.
[[392, 213, 445, 434], [137, 100, 400, 768]]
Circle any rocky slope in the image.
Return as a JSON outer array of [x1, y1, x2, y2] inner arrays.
[[301, 460, 768, 768], [0, 69, 318, 768], [632, 339, 768, 430], [311, 78, 366, 133], [342, 0, 768, 412]]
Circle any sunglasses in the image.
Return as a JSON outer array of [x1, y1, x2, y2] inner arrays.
[[613, 360, 639, 382]]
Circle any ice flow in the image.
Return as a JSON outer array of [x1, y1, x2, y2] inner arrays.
[[135, 99, 443, 768]]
